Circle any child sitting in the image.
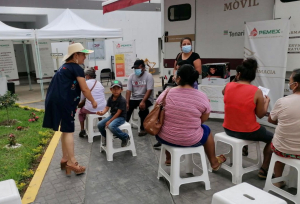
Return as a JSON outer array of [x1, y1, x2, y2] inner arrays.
[[97, 80, 129, 147]]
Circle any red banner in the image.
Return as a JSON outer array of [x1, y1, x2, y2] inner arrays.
[[103, 0, 149, 14]]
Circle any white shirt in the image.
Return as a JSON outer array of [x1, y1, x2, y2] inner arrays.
[[80, 79, 106, 112], [270, 94, 300, 155]]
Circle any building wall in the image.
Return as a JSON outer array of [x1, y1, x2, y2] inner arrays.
[[0, 7, 161, 75]]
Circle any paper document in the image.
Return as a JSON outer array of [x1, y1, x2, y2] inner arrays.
[[258, 86, 270, 96]]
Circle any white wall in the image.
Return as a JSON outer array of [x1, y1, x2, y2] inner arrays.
[[0, 7, 161, 76]]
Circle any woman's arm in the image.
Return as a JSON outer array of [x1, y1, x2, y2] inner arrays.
[[268, 115, 278, 125], [193, 59, 202, 74], [255, 89, 270, 119], [77, 77, 97, 108], [201, 112, 210, 123]]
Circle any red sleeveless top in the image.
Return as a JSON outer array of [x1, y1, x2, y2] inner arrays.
[[223, 82, 260, 132]]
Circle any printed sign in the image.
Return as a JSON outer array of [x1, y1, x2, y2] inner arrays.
[[115, 54, 125, 77], [113, 40, 136, 84], [0, 41, 19, 85], [88, 41, 105, 60], [32, 40, 55, 83], [244, 19, 290, 126]]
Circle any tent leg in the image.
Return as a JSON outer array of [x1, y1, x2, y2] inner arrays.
[[23, 42, 33, 91], [93, 39, 96, 66], [34, 36, 45, 100]]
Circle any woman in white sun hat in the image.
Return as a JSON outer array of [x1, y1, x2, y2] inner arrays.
[[43, 43, 97, 176]]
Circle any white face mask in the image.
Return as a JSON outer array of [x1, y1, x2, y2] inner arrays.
[[289, 82, 296, 93]]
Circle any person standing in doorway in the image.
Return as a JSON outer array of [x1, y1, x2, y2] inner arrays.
[[126, 60, 154, 136]]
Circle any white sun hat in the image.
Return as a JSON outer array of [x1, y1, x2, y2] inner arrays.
[[62, 43, 94, 61]]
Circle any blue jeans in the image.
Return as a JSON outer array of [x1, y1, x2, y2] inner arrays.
[[97, 115, 128, 141]]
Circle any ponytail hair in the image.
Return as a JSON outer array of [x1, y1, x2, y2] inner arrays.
[[177, 64, 199, 86], [236, 58, 258, 82]]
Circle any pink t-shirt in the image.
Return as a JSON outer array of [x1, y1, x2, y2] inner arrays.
[[156, 88, 211, 146]]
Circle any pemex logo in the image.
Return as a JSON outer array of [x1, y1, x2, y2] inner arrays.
[[116, 43, 121, 49], [250, 28, 258, 37]]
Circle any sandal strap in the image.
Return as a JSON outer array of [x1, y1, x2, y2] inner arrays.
[[260, 167, 268, 175], [216, 155, 226, 164]]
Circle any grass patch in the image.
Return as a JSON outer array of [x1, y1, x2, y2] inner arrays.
[[0, 105, 54, 196]]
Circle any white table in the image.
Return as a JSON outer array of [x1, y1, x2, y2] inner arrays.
[[198, 84, 225, 119], [0, 76, 7, 96]]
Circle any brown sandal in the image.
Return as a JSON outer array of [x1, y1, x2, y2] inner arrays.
[[60, 159, 68, 170], [212, 155, 226, 172], [65, 162, 86, 176]]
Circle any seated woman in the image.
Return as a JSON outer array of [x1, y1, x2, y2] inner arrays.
[[268, 69, 300, 188], [78, 68, 106, 137], [155, 64, 226, 170], [222, 58, 273, 179]]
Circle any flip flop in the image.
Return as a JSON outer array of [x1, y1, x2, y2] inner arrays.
[[212, 155, 226, 172], [274, 181, 286, 189]]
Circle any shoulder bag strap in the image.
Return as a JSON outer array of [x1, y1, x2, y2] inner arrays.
[[90, 80, 97, 92], [176, 52, 182, 61], [162, 88, 171, 107]]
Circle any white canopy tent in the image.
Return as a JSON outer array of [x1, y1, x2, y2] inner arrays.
[[36, 9, 123, 39], [0, 21, 36, 93], [0, 21, 34, 40], [34, 8, 123, 99]]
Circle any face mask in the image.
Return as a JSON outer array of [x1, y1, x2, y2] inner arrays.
[[182, 45, 192, 53], [134, 69, 142, 76], [289, 82, 296, 93]]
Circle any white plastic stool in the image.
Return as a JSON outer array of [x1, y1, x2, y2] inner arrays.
[[100, 122, 137, 161], [0, 179, 22, 204], [130, 109, 140, 132], [86, 113, 109, 143], [214, 132, 262, 184], [264, 153, 300, 204], [157, 144, 211, 195], [212, 182, 287, 204]]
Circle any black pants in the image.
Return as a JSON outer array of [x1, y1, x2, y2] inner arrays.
[[126, 100, 153, 131]]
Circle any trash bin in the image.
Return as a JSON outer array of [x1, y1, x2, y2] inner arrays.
[[7, 82, 15, 94]]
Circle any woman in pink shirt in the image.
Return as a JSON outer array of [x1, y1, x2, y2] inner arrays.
[[155, 64, 226, 170]]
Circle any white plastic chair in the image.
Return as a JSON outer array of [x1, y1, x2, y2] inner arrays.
[[85, 113, 109, 143], [0, 179, 22, 204], [100, 122, 137, 161], [264, 153, 300, 204], [157, 144, 210, 195], [212, 182, 287, 204], [130, 109, 140, 133], [213, 132, 262, 184]]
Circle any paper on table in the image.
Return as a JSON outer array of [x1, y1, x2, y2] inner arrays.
[[258, 86, 270, 96]]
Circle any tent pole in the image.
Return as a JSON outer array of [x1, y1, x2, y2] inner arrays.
[[23, 41, 33, 91], [93, 38, 96, 66], [34, 34, 45, 100]]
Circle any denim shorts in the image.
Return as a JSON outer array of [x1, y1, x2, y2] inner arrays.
[[156, 124, 210, 147], [224, 125, 273, 143]]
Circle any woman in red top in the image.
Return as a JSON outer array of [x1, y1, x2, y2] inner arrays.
[[223, 58, 273, 179]]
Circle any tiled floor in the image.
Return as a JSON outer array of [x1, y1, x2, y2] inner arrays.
[[24, 91, 296, 204]]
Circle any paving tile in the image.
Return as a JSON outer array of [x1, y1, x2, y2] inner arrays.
[[27, 100, 287, 204]]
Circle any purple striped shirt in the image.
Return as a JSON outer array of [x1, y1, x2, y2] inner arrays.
[[156, 88, 211, 146]]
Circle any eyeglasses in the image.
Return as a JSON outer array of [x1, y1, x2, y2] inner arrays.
[[289, 82, 296, 86]]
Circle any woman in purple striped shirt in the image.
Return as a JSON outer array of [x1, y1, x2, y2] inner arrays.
[[156, 64, 225, 170]]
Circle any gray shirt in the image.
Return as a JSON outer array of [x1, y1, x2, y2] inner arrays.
[[127, 72, 154, 103]]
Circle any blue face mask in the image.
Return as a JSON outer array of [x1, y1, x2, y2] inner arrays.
[[134, 69, 142, 76], [182, 45, 192, 53]]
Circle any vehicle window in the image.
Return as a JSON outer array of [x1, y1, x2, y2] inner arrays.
[[280, 0, 299, 2], [168, 4, 191, 22]]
